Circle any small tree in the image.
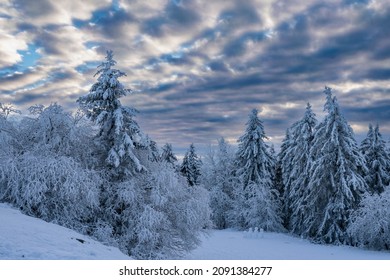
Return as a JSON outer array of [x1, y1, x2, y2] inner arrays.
[[202, 138, 235, 229], [0, 102, 21, 120], [161, 143, 178, 167], [180, 143, 202, 186], [360, 124, 390, 194], [348, 187, 390, 250]]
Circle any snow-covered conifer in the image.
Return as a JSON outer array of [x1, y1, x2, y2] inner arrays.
[[360, 124, 390, 194], [285, 103, 317, 234], [77, 50, 145, 176], [304, 87, 367, 244], [180, 143, 202, 186], [233, 109, 283, 231]]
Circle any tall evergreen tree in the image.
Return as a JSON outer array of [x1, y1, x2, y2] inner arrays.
[[304, 86, 367, 244], [278, 129, 293, 226], [360, 124, 390, 194], [77, 50, 145, 178], [180, 143, 202, 186], [233, 109, 283, 231], [286, 103, 317, 234]]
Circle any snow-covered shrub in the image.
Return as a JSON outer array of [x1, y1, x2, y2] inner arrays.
[[0, 154, 100, 234], [107, 162, 211, 259], [348, 187, 390, 250]]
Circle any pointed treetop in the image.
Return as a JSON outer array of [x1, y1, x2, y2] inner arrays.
[[323, 86, 334, 113]]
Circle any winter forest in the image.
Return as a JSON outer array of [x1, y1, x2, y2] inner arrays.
[[1, 51, 390, 259]]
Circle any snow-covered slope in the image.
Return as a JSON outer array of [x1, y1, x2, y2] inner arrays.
[[0, 203, 130, 260], [2, 202, 389, 260], [185, 229, 390, 260]]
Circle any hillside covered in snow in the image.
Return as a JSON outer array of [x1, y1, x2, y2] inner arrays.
[[0, 203, 130, 260]]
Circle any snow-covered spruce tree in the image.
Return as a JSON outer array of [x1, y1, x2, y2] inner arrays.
[[277, 129, 293, 226], [360, 124, 390, 194], [348, 186, 390, 250], [303, 86, 367, 244], [233, 109, 283, 231], [201, 138, 235, 229], [161, 143, 178, 168], [77, 50, 145, 177], [285, 103, 317, 234], [180, 143, 202, 186]]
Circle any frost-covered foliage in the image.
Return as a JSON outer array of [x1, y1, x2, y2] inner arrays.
[[16, 104, 97, 168], [77, 50, 145, 176], [283, 103, 317, 234], [105, 162, 211, 259], [201, 138, 235, 229], [303, 87, 367, 244], [0, 116, 19, 158], [180, 143, 202, 186], [0, 155, 100, 234], [233, 109, 283, 231], [348, 187, 390, 250], [0, 102, 21, 120], [161, 143, 178, 168], [360, 124, 390, 194]]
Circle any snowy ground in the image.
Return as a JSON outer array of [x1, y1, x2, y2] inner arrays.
[[185, 229, 390, 260], [0, 203, 130, 260], [1, 203, 389, 260]]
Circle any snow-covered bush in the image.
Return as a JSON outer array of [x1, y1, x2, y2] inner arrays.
[[348, 187, 390, 250], [0, 154, 100, 234], [106, 162, 211, 259]]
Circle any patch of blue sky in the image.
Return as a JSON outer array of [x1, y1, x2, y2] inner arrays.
[[73, 0, 122, 28], [84, 41, 101, 50], [17, 44, 41, 72], [75, 61, 100, 74]]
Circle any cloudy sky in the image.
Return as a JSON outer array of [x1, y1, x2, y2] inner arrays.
[[1, 0, 389, 155]]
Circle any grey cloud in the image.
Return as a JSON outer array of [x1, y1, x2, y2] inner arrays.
[[140, 0, 201, 37], [13, 0, 56, 18], [218, 1, 261, 28]]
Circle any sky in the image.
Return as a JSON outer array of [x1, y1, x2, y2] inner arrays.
[[1, 0, 389, 155]]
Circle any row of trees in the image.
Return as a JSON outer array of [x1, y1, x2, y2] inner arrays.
[[198, 87, 390, 249], [1, 50, 389, 256]]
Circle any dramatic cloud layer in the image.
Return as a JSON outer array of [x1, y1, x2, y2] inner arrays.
[[1, 0, 389, 154]]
